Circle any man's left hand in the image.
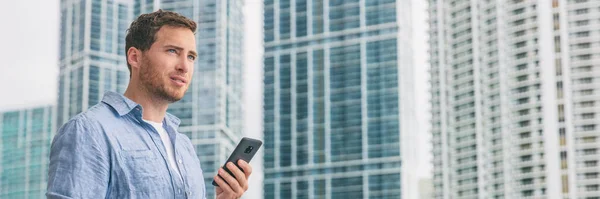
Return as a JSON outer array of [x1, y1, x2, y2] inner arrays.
[[213, 160, 253, 199]]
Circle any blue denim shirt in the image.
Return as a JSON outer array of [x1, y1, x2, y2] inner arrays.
[[47, 91, 206, 199]]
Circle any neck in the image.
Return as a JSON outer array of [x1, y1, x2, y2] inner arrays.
[[123, 81, 169, 123]]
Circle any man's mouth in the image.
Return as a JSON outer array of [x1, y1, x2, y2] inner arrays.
[[170, 75, 187, 85]]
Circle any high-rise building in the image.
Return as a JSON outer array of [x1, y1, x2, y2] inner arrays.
[[262, 0, 417, 198], [429, 0, 600, 198], [134, 1, 245, 198], [57, 0, 133, 126], [563, 0, 600, 198], [0, 106, 55, 198]]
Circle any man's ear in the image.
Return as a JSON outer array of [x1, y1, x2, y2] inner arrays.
[[127, 47, 142, 71]]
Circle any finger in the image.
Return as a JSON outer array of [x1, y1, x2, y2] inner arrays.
[[227, 162, 248, 183], [227, 162, 249, 190], [213, 174, 233, 194], [237, 160, 253, 178], [219, 167, 244, 194], [215, 186, 223, 195]]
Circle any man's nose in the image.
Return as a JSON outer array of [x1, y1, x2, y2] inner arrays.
[[176, 55, 191, 73]]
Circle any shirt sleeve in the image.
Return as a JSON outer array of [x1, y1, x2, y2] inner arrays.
[[46, 115, 110, 199]]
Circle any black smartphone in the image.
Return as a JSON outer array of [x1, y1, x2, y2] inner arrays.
[[212, 137, 262, 187]]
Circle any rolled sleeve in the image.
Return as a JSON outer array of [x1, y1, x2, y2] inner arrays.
[[47, 115, 110, 199]]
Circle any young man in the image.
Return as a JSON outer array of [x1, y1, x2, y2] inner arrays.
[[47, 10, 251, 199]]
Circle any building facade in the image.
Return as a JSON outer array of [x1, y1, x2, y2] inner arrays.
[[430, 0, 600, 198], [263, 0, 417, 198], [0, 106, 55, 198]]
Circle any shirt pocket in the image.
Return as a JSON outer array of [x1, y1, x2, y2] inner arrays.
[[122, 149, 159, 180]]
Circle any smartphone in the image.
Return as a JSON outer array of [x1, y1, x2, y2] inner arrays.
[[212, 137, 262, 187]]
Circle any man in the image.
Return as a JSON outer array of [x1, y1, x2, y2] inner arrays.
[[47, 10, 252, 199]]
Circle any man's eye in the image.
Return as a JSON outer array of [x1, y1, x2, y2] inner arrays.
[[188, 55, 196, 61], [168, 49, 177, 53]]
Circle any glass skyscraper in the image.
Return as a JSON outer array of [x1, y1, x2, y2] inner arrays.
[[57, 0, 132, 126], [263, 0, 417, 198], [0, 106, 55, 198]]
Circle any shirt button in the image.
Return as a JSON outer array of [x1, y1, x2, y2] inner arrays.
[[178, 159, 183, 164], [188, 191, 192, 196], [178, 189, 181, 193]]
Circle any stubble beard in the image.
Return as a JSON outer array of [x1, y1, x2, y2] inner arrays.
[[139, 57, 187, 103]]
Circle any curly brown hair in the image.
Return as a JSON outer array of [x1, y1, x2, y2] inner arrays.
[[125, 9, 197, 73]]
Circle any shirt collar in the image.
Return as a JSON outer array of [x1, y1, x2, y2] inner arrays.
[[101, 91, 181, 127]]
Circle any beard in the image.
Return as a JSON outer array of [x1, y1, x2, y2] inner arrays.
[[139, 57, 188, 103]]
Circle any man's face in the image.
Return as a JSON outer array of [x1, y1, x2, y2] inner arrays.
[[139, 26, 197, 102]]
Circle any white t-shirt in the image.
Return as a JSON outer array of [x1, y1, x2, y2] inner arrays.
[[143, 119, 182, 180]]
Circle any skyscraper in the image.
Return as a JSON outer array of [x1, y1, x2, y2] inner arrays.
[[263, 0, 417, 198], [134, 1, 245, 198], [563, 0, 600, 197], [57, 0, 133, 126], [0, 106, 55, 198], [430, 0, 600, 198]]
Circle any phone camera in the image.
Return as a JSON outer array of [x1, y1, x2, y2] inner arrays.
[[244, 146, 254, 154]]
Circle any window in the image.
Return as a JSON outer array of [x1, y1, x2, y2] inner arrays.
[[575, 31, 590, 37], [583, 149, 597, 155], [585, 172, 598, 179], [521, 178, 533, 185], [585, 161, 597, 167], [517, 75, 528, 82], [513, 19, 525, 26], [520, 132, 531, 138], [575, 65, 592, 72], [580, 101, 595, 107], [583, 125, 596, 131], [581, 89, 594, 95], [578, 54, 592, 60], [575, 8, 589, 15], [582, 137, 596, 143], [579, 77, 593, 84], [519, 121, 530, 127], [517, 97, 529, 104], [516, 86, 529, 93], [582, 113, 595, 119], [522, 190, 534, 197], [575, 20, 589, 26], [577, 43, 591, 49], [514, 30, 526, 37], [513, 8, 525, 15], [586, 185, 599, 191]]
